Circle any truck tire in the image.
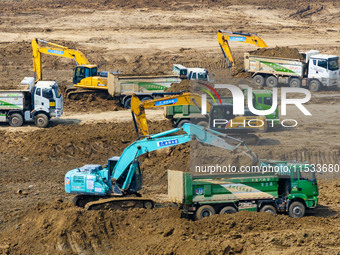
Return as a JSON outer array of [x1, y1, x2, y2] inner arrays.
[[141, 96, 153, 102], [266, 76, 278, 88], [289, 78, 302, 88], [34, 113, 49, 128], [289, 201, 305, 218], [260, 205, 277, 214], [9, 113, 24, 127], [196, 205, 216, 220], [124, 97, 132, 109], [309, 80, 322, 92], [219, 206, 237, 214], [253, 74, 265, 87], [177, 119, 190, 128]]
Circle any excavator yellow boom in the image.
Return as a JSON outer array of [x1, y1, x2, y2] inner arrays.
[[131, 92, 267, 143], [131, 92, 209, 136], [217, 30, 268, 67], [32, 38, 91, 81]]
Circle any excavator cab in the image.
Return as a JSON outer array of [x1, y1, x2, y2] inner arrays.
[[73, 66, 98, 85]]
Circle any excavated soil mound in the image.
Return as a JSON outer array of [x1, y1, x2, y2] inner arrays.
[[0, 200, 339, 254], [0, 121, 174, 161], [249, 46, 302, 59], [166, 80, 190, 92]]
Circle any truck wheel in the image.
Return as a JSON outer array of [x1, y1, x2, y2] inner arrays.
[[309, 80, 322, 92], [197, 121, 208, 128], [253, 75, 265, 87], [141, 96, 153, 102], [260, 205, 277, 214], [289, 201, 305, 218], [196, 205, 216, 220], [9, 113, 24, 127], [124, 97, 132, 109], [266, 76, 278, 88], [177, 119, 190, 128], [219, 206, 237, 214], [34, 113, 49, 128], [289, 78, 302, 88]]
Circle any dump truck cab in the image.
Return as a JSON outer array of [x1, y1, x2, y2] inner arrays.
[[173, 64, 210, 81], [260, 160, 319, 209], [250, 89, 279, 125], [307, 54, 339, 87], [32, 80, 63, 119]]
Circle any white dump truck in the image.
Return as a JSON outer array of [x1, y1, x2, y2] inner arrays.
[[245, 50, 339, 91], [107, 65, 211, 108], [0, 77, 63, 128], [172, 64, 210, 82]]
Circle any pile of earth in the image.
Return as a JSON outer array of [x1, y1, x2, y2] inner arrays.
[[0, 120, 175, 161], [166, 80, 190, 92], [0, 199, 339, 255], [249, 46, 302, 59]]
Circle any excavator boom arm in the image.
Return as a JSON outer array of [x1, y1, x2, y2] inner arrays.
[[131, 92, 211, 136], [32, 38, 90, 81], [112, 123, 257, 191], [217, 30, 268, 67]]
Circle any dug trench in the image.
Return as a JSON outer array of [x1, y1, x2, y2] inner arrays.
[[0, 119, 339, 254]]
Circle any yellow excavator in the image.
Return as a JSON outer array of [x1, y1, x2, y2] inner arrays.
[[217, 30, 268, 68], [131, 92, 267, 144], [32, 38, 111, 96]]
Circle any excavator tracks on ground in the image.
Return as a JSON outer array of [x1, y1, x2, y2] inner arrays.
[[84, 197, 154, 211], [65, 88, 109, 100]]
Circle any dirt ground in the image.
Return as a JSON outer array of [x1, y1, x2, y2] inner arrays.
[[0, 0, 340, 254]]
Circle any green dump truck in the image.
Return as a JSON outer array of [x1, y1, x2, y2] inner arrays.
[[168, 160, 318, 219], [165, 89, 278, 128]]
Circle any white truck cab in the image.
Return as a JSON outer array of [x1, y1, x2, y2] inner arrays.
[[0, 77, 63, 128], [173, 64, 210, 82], [33, 80, 63, 119], [303, 50, 339, 88]]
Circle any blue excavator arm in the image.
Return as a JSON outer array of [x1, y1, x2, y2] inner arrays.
[[65, 123, 257, 197], [112, 123, 256, 192]]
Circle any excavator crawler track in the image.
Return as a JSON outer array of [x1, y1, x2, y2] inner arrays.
[[85, 197, 154, 211], [65, 88, 108, 100]]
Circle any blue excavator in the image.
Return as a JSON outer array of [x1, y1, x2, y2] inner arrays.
[[65, 123, 257, 210]]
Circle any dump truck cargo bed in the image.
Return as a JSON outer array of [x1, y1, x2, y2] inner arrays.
[[108, 73, 180, 97], [244, 52, 304, 77]]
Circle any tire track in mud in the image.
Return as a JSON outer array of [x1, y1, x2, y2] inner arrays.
[[280, 149, 340, 165]]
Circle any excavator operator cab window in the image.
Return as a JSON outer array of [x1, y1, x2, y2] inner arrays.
[[84, 67, 98, 78], [74, 67, 85, 84], [90, 67, 98, 77], [84, 68, 90, 78]]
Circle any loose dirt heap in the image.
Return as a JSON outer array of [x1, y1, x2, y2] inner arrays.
[[249, 46, 302, 59], [0, 199, 339, 255], [166, 80, 190, 92]]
